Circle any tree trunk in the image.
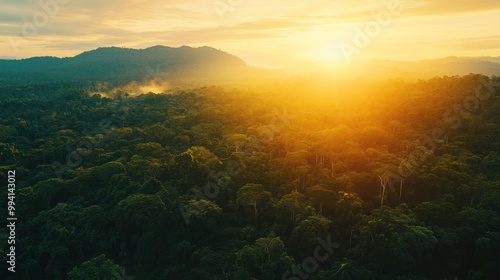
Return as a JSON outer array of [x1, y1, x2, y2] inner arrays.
[[349, 228, 354, 249], [253, 202, 258, 223], [399, 179, 403, 200], [381, 187, 385, 206]]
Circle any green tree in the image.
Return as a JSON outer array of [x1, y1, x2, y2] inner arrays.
[[278, 190, 307, 226], [354, 205, 437, 276], [330, 259, 373, 280], [307, 184, 337, 214], [236, 183, 273, 224], [113, 193, 167, 227], [67, 254, 125, 280], [289, 215, 331, 257], [235, 233, 293, 280]]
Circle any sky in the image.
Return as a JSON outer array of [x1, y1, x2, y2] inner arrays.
[[1, 0, 500, 67]]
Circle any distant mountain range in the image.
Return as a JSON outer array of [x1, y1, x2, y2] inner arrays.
[[0, 45, 255, 85], [356, 56, 500, 78], [1, 46, 499, 86], [294, 56, 500, 80]]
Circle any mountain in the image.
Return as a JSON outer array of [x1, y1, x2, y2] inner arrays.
[[294, 57, 500, 80], [363, 57, 500, 78], [0, 45, 255, 85], [2, 46, 499, 86]]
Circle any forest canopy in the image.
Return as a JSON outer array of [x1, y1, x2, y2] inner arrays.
[[0, 74, 499, 280]]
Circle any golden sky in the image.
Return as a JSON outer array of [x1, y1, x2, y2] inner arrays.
[[1, 0, 500, 67]]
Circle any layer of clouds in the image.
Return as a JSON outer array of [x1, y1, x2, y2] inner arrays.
[[407, 0, 500, 16], [0, 0, 499, 65], [449, 36, 500, 51]]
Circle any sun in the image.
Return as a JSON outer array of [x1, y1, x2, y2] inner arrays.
[[319, 43, 346, 63]]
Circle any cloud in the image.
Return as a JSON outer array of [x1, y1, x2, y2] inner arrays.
[[407, 0, 500, 16], [0, 0, 499, 65], [449, 36, 500, 51]]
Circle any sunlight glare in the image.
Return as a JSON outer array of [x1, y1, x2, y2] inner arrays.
[[319, 43, 345, 63]]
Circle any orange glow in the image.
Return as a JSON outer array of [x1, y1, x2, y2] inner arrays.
[[1, 1, 499, 67]]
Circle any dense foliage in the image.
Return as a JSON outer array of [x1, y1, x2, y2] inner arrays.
[[0, 74, 499, 279]]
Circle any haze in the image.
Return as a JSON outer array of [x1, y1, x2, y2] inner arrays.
[[1, 0, 500, 67]]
